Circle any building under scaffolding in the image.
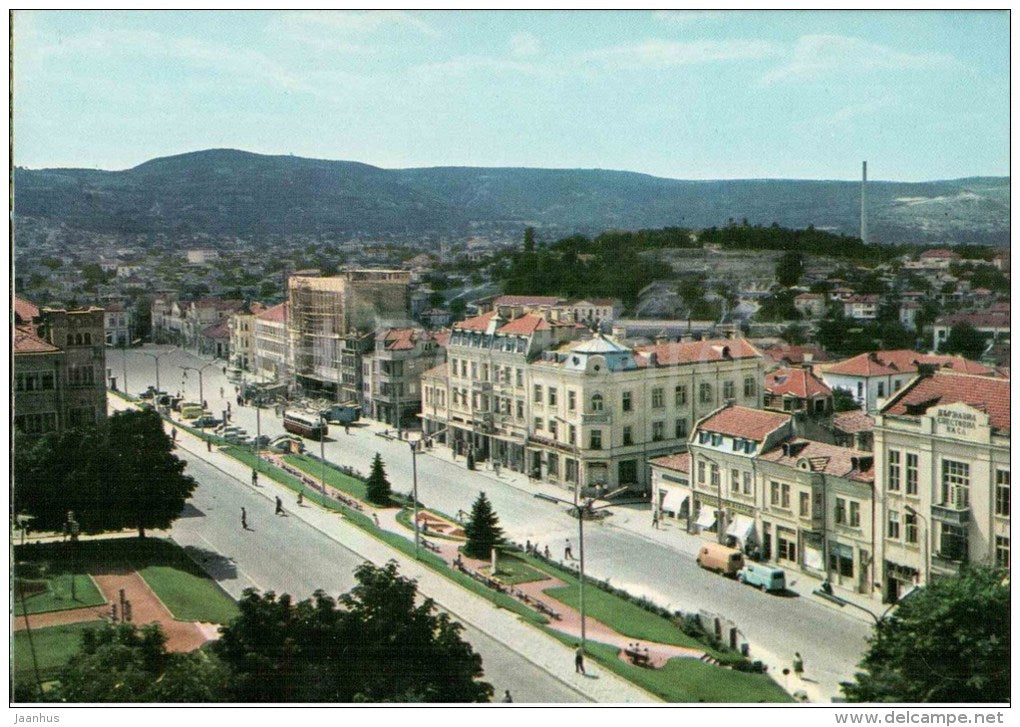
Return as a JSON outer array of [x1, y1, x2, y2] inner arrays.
[[288, 270, 411, 399]]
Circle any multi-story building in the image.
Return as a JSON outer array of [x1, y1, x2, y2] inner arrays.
[[817, 350, 997, 413], [842, 295, 880, 320], [103, 304, 133, 347], [363, 328, 448, 428], [288, 270, 411, 397], [14, 297, 108, 437], [874, 370, 1010, 602], [793, 292, 826, 319], [228, 302, 265, 371], [763, 367, 832, 416], [933, 311, 1010, 352], [253, 303, 289, 383]]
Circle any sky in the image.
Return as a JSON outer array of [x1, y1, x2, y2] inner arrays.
[[11, 9, 1010, 181]]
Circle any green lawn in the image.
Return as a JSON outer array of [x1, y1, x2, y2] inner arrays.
[[223, 446, 344, 512], [283, 454, 369, 501], [543, 630, 791, 703], [15, 538, 238, 625], [14, 570, 106, 615], [137, 565, 239, 624], [13, 620, 107, 683], [482, 555, 550, 585]]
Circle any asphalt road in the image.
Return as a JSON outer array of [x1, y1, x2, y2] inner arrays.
[[169, 452, 586, 703], [121, 345, 871, 698]]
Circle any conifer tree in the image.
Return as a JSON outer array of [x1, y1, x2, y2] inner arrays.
[[365, 453, 391, 505], [463, 492, 503, 559]]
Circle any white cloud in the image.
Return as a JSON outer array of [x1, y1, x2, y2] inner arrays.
[[275, 10, 438, 38], [411, 55, 550, 79], [761, 34, 960, 84], [582, 38, 782, 69], [509, 32, 541, 58]]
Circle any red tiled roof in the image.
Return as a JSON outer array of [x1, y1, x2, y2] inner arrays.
[[381, 328, 420, 351], [432, 330, 451, 347], [497, 314, 551, 335], [844, 295, 880, 304], [882, 370, 1010, 433], [831, 410, 875, 434], [765, 367, 832, 399], [920, 248, 961, 259], [493, 295, 562, 307], [256, 303, 287, 322], [758, 439, 874, 483], [454, 311, 497, 332], [761, 344, 831, 365], [794, 293, 824, 301], [696, 405, 790, 441], [14, 325, 60, 354], [649, 452, 691, 474], [202, 322, 231, 339], [823, 350, 996, 378], [635, 338, 762, 366], [14, 296, 39, 325], [935, 311, 1010, 329]]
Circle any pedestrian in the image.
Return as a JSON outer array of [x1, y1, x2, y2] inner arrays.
[[275, 496, 283, 515], [241, 507, 248, 530], [793, 652, 804, 677], [202, 399, 207, 409], [207, 439, 212, 452], [544, 545, 550, 559], [171, 428, 177, 444], [564, 539, 573, 560], [297, 490, 304, 506], [344, 424, 350, 435], [252, 470, 259, 487], [227, 402, 232, 415], [652, 512, 659, 529], [373, 513, 380, 527], [526, 539, 532, 554], [501, 690, 513, 703], [574, 645, 586, 675], [220, 387, 224, 398]]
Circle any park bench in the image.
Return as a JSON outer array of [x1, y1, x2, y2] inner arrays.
[[624, 647, 651, 667], [422, 540, 441, 554], [534, 601, 561, 620]]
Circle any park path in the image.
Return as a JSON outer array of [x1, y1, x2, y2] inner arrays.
[[14, 570, 217, 653]]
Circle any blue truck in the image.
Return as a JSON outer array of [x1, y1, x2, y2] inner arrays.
[[321, 404, 362, 425]]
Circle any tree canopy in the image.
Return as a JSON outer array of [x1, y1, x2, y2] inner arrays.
[[463, 491, 504, 559], [213, 561, 492, 703], [939, 322, 989, 360], [842, 567, 1009, 703], [14, 409, 196, 537]]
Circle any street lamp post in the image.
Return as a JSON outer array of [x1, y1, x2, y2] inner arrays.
[[140, 347, 177, 394], [180, 361, 217, 406], [319, 414, 327, 495], [65, 511, 80, 601], [904, 505, 930, 585], [409, 438, 420, 559]]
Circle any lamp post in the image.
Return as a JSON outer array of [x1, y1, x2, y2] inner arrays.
[[140, 347, 177, 395], [409, 437, 421, 559], [319, 413, 327, 495], [904, 504, 930, 585], [65, 511, 80, 601], [180, 361, 217, 406]]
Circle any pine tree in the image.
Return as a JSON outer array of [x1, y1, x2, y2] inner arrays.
[[365, 453, 391, 506], [463, 492, 503, 559]]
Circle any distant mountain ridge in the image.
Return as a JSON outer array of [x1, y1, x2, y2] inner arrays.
[[13, 148, 1010, 245]]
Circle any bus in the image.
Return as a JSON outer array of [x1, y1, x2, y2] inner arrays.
[[283, 412, 328, 440]]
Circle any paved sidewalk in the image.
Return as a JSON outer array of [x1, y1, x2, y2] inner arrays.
[[160, 415, 657, 703]]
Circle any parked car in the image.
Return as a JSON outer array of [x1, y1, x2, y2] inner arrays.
[[696, 542, 744, 576], [191, 415, 222, 428], [737, 562, 786, 593]]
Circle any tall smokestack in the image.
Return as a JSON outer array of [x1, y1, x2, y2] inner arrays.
[[861, 161, 868, 245]]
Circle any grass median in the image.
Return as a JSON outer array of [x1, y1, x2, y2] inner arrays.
[[13, 620, 108, 683]]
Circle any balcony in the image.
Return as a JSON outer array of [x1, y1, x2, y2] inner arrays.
[[582, 412, 612, 425], [931, 503, 970, 527], [472, 380, 492, 392], [931, 550, 966, 575]]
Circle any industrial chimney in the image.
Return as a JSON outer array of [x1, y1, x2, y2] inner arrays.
[[860, 161, 868, 245]]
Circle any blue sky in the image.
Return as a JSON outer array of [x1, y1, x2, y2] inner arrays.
[[12, 9, 1009, 181]]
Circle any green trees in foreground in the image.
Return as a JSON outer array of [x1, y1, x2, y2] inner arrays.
[[842, 567, 1009, 703]]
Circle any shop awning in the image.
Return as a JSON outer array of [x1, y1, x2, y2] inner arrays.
[[695, 507, 718, 529], [725, 514, 756, 544], [660, 489, 689, 515]]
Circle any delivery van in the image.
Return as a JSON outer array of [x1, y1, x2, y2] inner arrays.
[[696, 543, 744, 576], [179, 403, 204, 419], [737, 562, 786, 593]]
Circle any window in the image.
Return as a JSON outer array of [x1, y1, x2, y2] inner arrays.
[[547, 453, 559, 477], [651, 421, 664, 442], [995, 536, 1010, 569], [591, 394, 604, 412], [569, 425, 577, 446], [549, 420, 558, 439], [829, 542, 854, 578], [14, 412, 57, 434], [482, 364, 489, 381], [781, 484, 791, 508], [905, 513, 918, 544], [742, 471, 752, 495], [940, 524, 967, 561], [834, 497, 846, 524], [675, 385, 687, 406], [534, 417, 543, 432], [565, 459, 578, 484], [699, 383, 713, 404], [887, 510, 900, 539], [622, 391, 633, 412], [777, 533, 797, 562], [877, 381, 885, 398], [743, 376, 756, 398], [548, 387, 557, 406], [723, 380, 735, 400], [589, 429, 602, 450], [857, 382, 863, 399], [710, 464, 720, 489], [906, 453, 918, 495], [651, 388, 664, 408], [941, 460, 970, 508], [516, 401, 524, 419], [567, 390, 576, 411], [849, 501, 860, 528], [675, 418, 688, 439], [516, 368, 523, 387], [995, 470, 1010, 517], [697, 461, 706, 484], [770, 481, 780, 506], [471, 362, 478, 379], [622, 426, 633, 446], [534, 384, 542, 401], [619, 460, 638, 484], [887, 450, 901, 491]]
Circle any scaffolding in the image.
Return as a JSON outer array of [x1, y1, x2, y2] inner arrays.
[[288, 277, 344, 397]]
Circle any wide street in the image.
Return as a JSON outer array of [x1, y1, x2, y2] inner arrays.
[[119, 345, 872, 700]]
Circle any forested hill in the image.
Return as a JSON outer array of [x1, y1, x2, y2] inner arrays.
[[13, 148, 1009, 244]]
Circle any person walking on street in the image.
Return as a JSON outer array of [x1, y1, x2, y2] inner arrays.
[[207, 439, 212, 452], [564, 539, 573, 560], [275, 496, 284, 515], [373, 513, 380, 527], [501, 690, 513, 703], [171, 428, 177, 445], [220, 387, 224, 398], [297, 491, 304, 506], [252, 470, 259, 487], [241, 507, 248, 530], [574, 645, 586, 675], [652, 512, 659, 529], [793, 652, 804, 677]]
